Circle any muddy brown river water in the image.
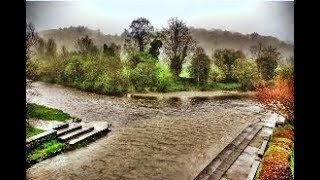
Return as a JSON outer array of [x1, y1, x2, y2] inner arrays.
[[26, 81, 268, 180]]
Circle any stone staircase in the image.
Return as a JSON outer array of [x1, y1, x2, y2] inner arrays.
[[195, 121, 263, 180], [54, 121, 110, 145], [27, 121, 110, 148]]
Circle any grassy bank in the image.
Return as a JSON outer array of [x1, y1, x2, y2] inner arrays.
[[27, 139, 66, 164], [26, 103, 71, 121], [26, 126, 44, 139], [256, 123, 294, 180]]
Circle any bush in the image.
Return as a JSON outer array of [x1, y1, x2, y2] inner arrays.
[[232, 58, 258, 90], [155, 62, 175, 92], [130, 61, 157, 92], [208, 65, 226, 83]]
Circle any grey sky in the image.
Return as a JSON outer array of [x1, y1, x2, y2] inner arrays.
[[26, 0, 294, 43]]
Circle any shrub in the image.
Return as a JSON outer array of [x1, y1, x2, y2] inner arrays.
[[232, 58, 258, 90], [155, 62, 176, 92], [130, 61, 157, 92], [208, 65, 226, 83]]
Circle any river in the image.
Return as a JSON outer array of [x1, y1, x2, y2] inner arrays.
[[26, 81, 268, 180]]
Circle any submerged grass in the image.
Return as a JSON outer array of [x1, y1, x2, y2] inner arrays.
[[26, 103, 71, 121]]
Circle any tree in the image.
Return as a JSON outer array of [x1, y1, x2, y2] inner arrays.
[[46, 38, 57, 57], [162, 17, 196, 77], [232, 58, 258, 90], [76, 35, 98, 54], [148, 38, 162, 59], [26, 22, 38, 60], [126, 17, 154, 52], [61, 45, 68, 57], [213, 49, 244, 82], [103, 43, 120, 57], [36, 37, 46, 55], [250, 43, 280, 80], [190, 47, 211, 86]]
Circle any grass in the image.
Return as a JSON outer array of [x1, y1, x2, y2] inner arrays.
[[291, 150, 294, 179], [26, 103, 71, 121], [26, 126, 44, 139], [210, 82, 242, 91], [26, 139, 66, 163]]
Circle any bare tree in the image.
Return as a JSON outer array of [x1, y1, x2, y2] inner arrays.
[[250, 43, 281, 80], [26, 22, 38, 60], [126, 17, 154, 52], [190, 46, 211, 86], [76, 35, 98, 54], [162, 17, 196, 77], [46, 38, 57, 57]]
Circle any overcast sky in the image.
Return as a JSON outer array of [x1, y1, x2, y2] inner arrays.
[[26, 0, 294, 43]]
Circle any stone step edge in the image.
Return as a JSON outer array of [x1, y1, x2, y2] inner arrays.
[[53, 122, 69, 130], [57, 124, 82, 136], [68, 126, 110, 145], [211, 124, 262, 180], [247, 132, 272, 180], [194, 121, 261, 180], [58, 126, 94, 142]]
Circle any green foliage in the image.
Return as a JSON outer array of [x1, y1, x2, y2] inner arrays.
[[190, 47, 211, 86], [155, 62, 177, 92], [26, 103, 71, 121], [210, 82, 242, 91], [148, 38, 163, 59], [103, 43, 120, 57], [251, 43, 280, 81], [291, 149, 294, 178], [213, 48, 244, 82], [231, 58, 258, 90], [162, 17, 196, 77], [130, 61, 157, 92], [26, 126, 44, 139], [27, 139, 65, 163], [275, 65, 294, 80], [208, 65, 226, 83]]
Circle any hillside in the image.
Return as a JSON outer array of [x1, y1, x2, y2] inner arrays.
[[39, 26, 294, 64]]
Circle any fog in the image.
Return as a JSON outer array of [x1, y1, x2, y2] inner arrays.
[[26, 0, 293, 43]]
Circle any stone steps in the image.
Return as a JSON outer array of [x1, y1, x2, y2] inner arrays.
[[69, 126, 109, 145], [56, 123, 82, 136], [58, 126, 94, 142], [195, 122, 262, 180], [53, 122, 69, 130]]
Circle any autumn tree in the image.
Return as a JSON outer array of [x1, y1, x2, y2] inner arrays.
[[250, 43, 280, 80], [162, 17, 196, 77], [126, 17, 154, 52], [213, 49, 244, 82], [190, 46, 211, 86]]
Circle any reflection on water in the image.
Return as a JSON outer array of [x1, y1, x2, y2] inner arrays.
[[27, 82, 267, 180]]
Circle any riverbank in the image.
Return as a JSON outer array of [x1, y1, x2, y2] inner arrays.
[[26, 81, 269, 180]]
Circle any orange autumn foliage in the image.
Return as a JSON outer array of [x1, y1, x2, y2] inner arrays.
[[257, 127, 294, 180], [255, 76, 294, 121]]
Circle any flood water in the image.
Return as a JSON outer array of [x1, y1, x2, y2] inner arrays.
[[26, 81, 268, 180]]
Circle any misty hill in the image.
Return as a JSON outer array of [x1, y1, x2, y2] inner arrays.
[[39, 26, 294, 64]]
